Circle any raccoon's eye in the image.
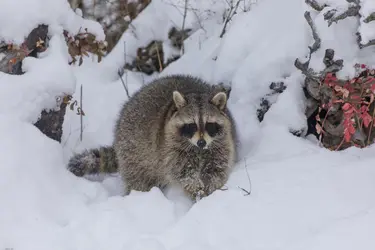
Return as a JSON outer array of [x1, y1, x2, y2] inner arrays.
[[180, 123, 198, 138], [205, 122, 222, 137]]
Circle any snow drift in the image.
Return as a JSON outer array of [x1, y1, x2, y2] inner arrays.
[[1, 0, 375, 249]]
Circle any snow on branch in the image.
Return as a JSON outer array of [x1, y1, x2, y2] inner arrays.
[[357, 33, 375, 49], [323, 3, 360, 27], [305, 0, 327, 12], [0, 24, 104, 142], [363, 12, 375, 23], [294, 11, 321, 76], [305, 1, 375, 50], [220, 0, 242, 38], [295, 0, 375, 150]]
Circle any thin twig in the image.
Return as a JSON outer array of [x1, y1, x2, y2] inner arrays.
[[80, 84, 83, 141], [118, 70, 130, 99], [220, 0, 242, 38], [294, 11, 321, 75], [155, 44, 163, 72], [237, 158, 251, 196], [367, 104, 375, 145], [191, 7, 206, 33], [334, 136, 346, 151], [119, 41, 131, 98], [318, 106, 332, 145], [181, 0, 189, 54]]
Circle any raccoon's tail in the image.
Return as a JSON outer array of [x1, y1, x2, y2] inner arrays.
[[67, 146, 118, 176]]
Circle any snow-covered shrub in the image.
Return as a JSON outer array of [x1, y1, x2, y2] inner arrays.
[[0, 1, 107, 142], [69, 0, 151, 52], [298, 0, 375, 150], [64, 29, 107, 65], [314, 64, 375, 150]]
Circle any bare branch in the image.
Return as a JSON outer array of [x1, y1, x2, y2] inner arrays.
[[305, 11, 321, 54], [155, 44, 163, 72], [118, 70, 130, 99], [181, 0, 189, 54], [220, 0, 242, 38], [363, 12, 375, 23], [305, 0, 327, 11], [360, 39, 375, 49], [191, 7, 206, 33], [324, 4, 360, 27], [119, 41, 130, 98], [294, 11, 321, 76], [356, 32, 375, 49], [237, 158, 251, 196], [80, 84, 83, 141], [346, 0, 360, 4]]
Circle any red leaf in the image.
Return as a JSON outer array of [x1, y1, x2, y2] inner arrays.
[[344, 82, 355, 92], [362, 113, 372, 128], [364, 76, 375, 85], [332, 99, 344, 104], [343, 114, 356, 143], [360, 106, 373, 128], [344, 128, 352, 142], [342, 103, 352, 111], [324, 72, 338, 86], [351, 94, 361, 101], [349, 123, 356, 134], [361, 64, 367, 69]]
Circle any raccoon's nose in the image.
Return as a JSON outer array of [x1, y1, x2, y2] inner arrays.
[[197, 139, 206, 148]]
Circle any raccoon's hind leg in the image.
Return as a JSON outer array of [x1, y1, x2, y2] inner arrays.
[[119, 162, 166, 195], [67, 146, 118, 176], [123, 179, 166, 195]]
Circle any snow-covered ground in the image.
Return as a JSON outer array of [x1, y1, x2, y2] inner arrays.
[[1, 0, 375, 249]]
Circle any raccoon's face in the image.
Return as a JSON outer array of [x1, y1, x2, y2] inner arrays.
[[167, 89, 231, 150]]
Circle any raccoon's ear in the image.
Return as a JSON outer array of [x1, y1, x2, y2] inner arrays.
[[173, 91, 187, 109], [217, 83, 231, 99], [211, 92, 227, 110]]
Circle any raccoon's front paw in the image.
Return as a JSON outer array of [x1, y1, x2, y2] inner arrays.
[[194, 189, 206, 202], [204, 182, 224, 196], [183, 179, 206, 201], [202, 169, 228, 196]]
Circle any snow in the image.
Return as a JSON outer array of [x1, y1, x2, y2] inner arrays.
[[359, 0, 375, 44], [1, 0, 375, 249], [0, 34, 76, 123], [0, 0, 104, 44]]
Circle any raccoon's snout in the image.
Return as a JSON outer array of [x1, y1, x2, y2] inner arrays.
[[197, 139, 206, 148]]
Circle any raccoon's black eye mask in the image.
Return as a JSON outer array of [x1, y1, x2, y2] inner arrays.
[[205, 122, 222, 137], [180, 122, 222, 138], [180, 123, 198, 138]]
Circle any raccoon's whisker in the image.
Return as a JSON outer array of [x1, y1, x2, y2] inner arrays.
[[180, 142, 194, 153]]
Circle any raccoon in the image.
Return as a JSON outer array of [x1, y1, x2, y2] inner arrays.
[[68, 75, 238, 201]]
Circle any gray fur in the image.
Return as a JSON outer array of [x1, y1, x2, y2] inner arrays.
[[68, 74, 238, 201], [67, 146, 117, 176]]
